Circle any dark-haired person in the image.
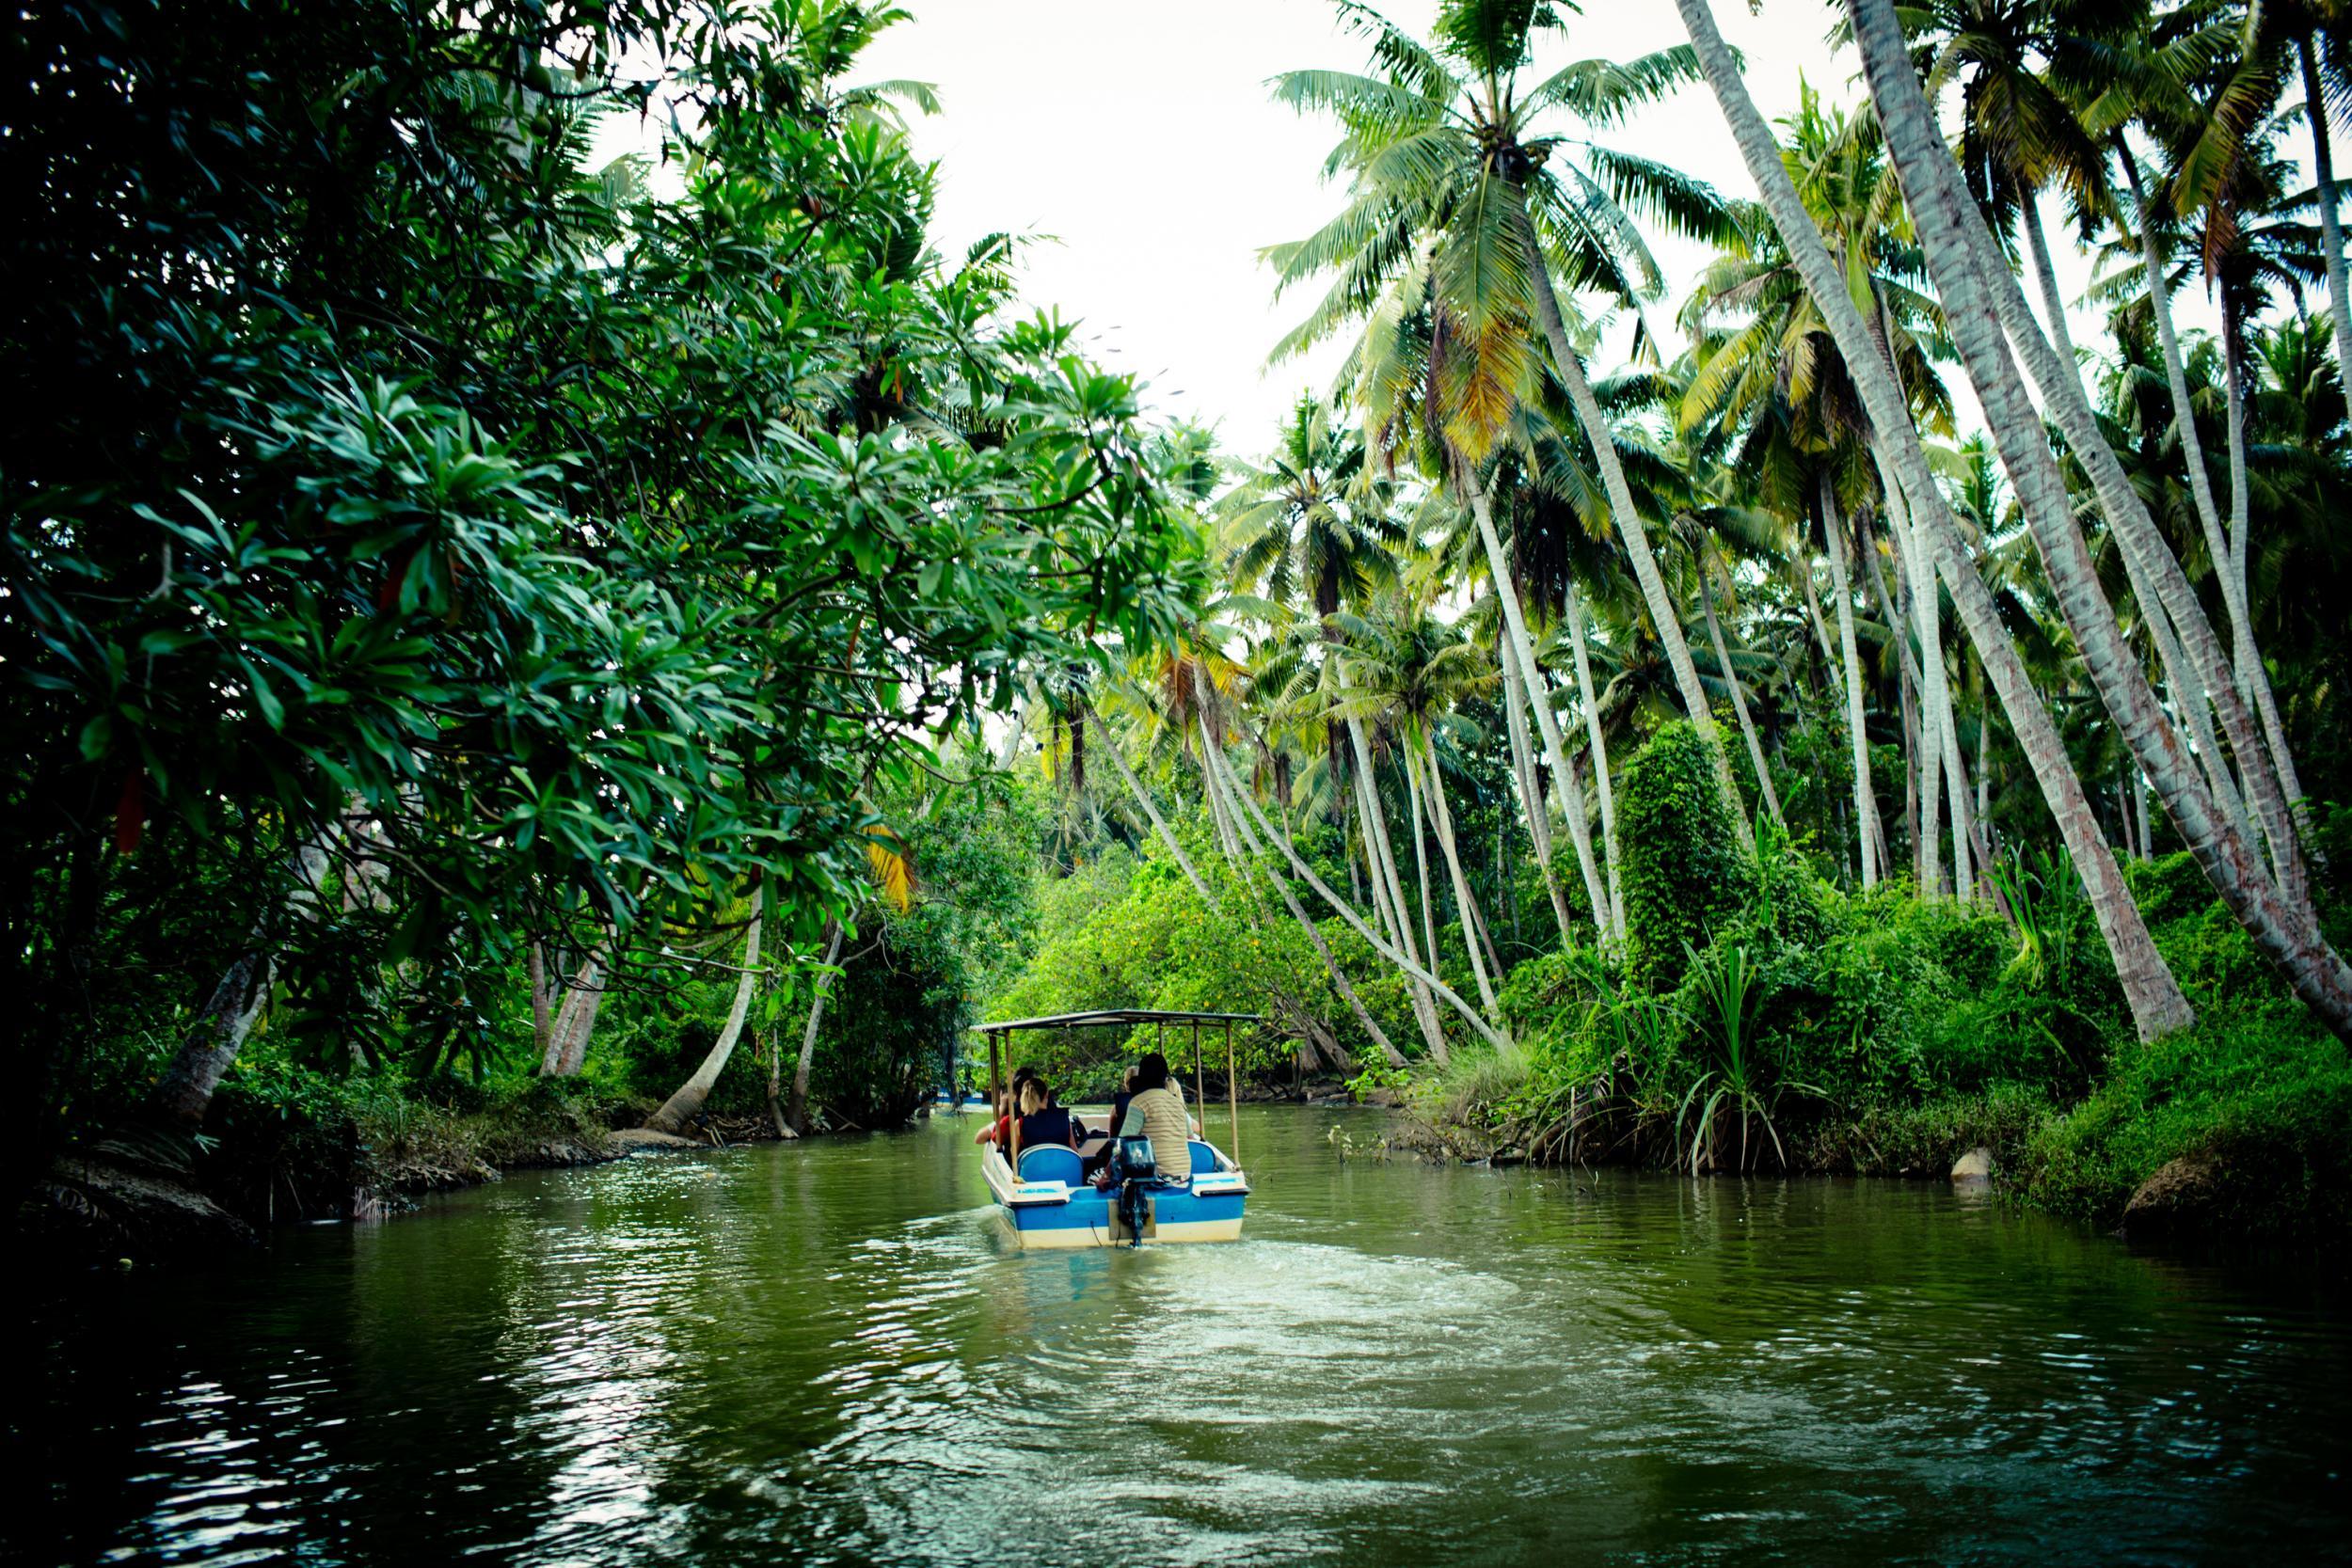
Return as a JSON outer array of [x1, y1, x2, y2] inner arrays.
[[1111, 1053, 1195, 1183]]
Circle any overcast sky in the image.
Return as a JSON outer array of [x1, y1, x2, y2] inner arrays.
[[848, 1, 2236, 467]]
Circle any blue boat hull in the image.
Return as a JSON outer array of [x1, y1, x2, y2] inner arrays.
[[983, 1141, 1248, 1248]]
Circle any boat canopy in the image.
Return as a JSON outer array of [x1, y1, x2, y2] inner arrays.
[[973, 1008, 1263, 1035]]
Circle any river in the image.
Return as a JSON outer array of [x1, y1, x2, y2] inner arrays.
[[17, 1106, 2350, 1565]]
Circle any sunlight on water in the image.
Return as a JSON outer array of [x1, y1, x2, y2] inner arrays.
[[19, 1107, 2350, 1566]]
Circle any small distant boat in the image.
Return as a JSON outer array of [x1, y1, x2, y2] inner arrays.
[[971, 1008, 1259, 1249]]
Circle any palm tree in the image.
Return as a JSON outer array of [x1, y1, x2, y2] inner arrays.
[[1672, 0, 2199, 1042], [1841, 0, 2352, 1036], [1270, 0, 1751, 839], [1330, 590, 1504, 1019]]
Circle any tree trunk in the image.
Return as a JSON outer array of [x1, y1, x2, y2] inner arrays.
[[528, 943, 551, 1063], [1564, 585, 1624, 935], [550, 954, 607, 1076], [1699, 553, 1787, 832], [1400, 738, 1444, 986], [1512, 201, 1744, 834], [782, 916, 844, 1135], [2118, 145, 2308, 857], [1089, 704, 1220, 912], [645, 889, 763, 1135], [1349, 718, 1451, 1062], [1464, 471, 1612, 931], [1215, 733, 1409, 1068], [1679, 0, 2196, 1039], [150, 837, 330, 1128], [1875, 444, 1959, 896], [1497, 614, 1578, 942], [1820, 473, 1881, 888], [1201, 729, 1514, 1053], [2305, 28, 2352, 417], [1848, 0, 2352, 1037], [1420, 729, 1501, 1019]]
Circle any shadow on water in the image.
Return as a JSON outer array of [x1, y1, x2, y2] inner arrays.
[[13, 1106, 2350, 1566]]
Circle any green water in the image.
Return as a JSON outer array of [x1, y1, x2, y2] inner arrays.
[[18, 1107, 2350, 1565]]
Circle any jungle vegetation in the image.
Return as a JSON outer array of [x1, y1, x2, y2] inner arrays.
[[9, 0, 2352, 1246]]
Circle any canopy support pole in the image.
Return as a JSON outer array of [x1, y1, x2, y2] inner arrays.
[[1192, 1022, 1204, 1127]]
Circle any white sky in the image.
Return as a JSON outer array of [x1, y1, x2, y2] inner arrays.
[[858, 0, 2221, 461]]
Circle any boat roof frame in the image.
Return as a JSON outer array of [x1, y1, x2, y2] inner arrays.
[[972, 1008, 1263, 1036]]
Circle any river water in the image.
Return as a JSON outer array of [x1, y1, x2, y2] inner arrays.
[[17, 1106, 2350, 1565]]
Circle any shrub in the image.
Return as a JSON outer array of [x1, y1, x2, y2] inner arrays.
[[1617, 722, 1754, 990]]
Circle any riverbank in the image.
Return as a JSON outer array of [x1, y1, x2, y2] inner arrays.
[[1399, 1010, 2352, 1253], [22, 1076, 803, 1267]]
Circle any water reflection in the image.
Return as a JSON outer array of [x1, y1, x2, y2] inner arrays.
[[16, 1109, 2350, 1566]]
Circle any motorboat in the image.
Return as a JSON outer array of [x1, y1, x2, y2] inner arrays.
[[971, 1008, 1258, 1249]]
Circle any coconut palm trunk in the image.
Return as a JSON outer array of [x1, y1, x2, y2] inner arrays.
[[1874, 445, 1963, 896], [1818, 474, 1881, 888], [644, 887, 763, 1135], [780, 915, 844, 1136], [1564, 584, 1624, 933], [1201, 728, 1513, 1054], [1349, 718, 1452, 1061], [1464, 472, 1613, 934], [1511, 202, 1745, 836], [1418, 729, 1501, 1018], [1678, 0, 2196, 1039], [1399, 738, 1445, 984], [1208, 731, 1410, 1069], [1845, 0, 2352, 1037], [1497, 613, 1579, 942], [2117, 147, 2308, 844], [1971, 157, 2282, 893], [2301, 33, 2352, 417], [1699, 551, 1787, 832]]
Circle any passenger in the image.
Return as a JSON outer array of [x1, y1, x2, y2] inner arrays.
[[976, 1068, 1041, 1148], [1110, 1053, 1194, 1183], [1012, 1079, 1079, 1156]]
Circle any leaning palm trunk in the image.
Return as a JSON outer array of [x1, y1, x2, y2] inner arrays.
[[1497, 615, 1579, 942], [548, 951, 609, 1076], [2119, 148, 2309, 855], [1564, 585, 1624, 934], [2302, 33, 2352, 417], [1873, 446, 1959, 896], [1699, 555, 1787, 832], [781, 916, 844, 1136], [1845, 0, 2352, 1036], [1983, 149, 2297, 902], [1088, 704, 1221, 912], [1678, 0, 2195, 1039], [1399, 737, 1445, 982], [1349, 718, 1451, 1061], [1211, 737, 1410, 1068], [1511, 202, 1745, 835], [1418, 730, 1501, 1018], [1464, 471, 1613, 933], [1200, 728, 1514, 1054], [1819, 475, 1881, 888], [645, 889, 763, 1135]]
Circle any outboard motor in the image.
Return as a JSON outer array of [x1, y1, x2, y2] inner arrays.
[[1110, 1135, 1157, 1247]]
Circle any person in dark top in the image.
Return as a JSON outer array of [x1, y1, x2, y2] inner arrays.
[[975, 1066, 1041, 1149], [1085, 1066, 1142, 1178], [1012, 1079, 1079, 1156]]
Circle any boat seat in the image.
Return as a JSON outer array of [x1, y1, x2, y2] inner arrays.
[[1185, 1141, 1221, 1177], [1017, 1145, 1085, 1186]]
